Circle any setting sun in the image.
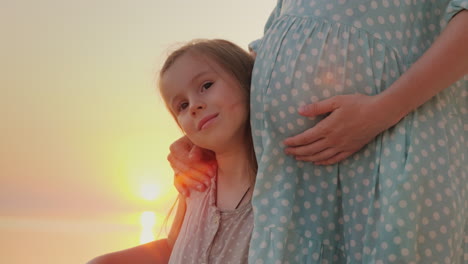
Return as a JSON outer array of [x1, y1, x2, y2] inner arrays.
[[140, 211, 156, 244], [0, 0, 275, 263]]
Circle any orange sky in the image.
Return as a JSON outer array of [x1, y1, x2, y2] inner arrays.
[[0, 0, 274, 218], [0, 1, 278, 262]]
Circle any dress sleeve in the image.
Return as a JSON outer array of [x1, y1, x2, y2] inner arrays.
[[248, 0, 283, 53], [444, 0, 468, 23]]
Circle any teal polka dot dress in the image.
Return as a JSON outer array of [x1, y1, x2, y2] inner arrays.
[[249, 1, 468, 263]]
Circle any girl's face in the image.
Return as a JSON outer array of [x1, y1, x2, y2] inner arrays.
[[160, 52, 249, 152]]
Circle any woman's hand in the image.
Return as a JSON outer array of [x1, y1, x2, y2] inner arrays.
[[283, 94, 400, 165], [168, 136, 217, 197]]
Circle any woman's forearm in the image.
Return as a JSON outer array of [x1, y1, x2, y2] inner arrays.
[[375, 10, 468, 124]]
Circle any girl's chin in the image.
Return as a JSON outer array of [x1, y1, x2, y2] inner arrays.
[[188, 139, 214, 152]]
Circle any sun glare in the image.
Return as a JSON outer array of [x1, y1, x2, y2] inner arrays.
[[140, 211, 156, 244], [140, 183, 160, 201]]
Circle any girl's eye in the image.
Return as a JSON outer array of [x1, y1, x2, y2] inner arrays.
[[202, 82, 213, 91], [178, 102, 189, 112]]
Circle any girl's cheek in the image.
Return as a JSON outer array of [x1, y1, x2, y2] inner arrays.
[[179, 119, 193, 135]]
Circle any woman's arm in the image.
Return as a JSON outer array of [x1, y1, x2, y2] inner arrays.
[[86, 197, 187, 264], [283, 10, 468, 165], [375, 10, 468, 123]]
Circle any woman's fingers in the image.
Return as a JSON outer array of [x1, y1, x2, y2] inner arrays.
[[174, 171, 208, 197], [188, 144, 205, 160], [168, 153, 212, 185], [284, 138, 328, 157], [283, 128, 323, 147], [174, 179, 189, 198], [167, 136, 217, 196], [298, 97, 340, 117], [283, 99, 339, 147]]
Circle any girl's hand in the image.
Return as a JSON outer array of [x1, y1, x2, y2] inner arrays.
[[168, 136, 217, 197], [283, 94, 400, 165]]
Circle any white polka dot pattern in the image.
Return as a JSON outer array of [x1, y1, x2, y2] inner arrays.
[[249, 0, 468, 263]]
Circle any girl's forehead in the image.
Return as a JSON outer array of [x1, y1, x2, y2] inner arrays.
[[160, 53, 216, 96], [183, 52, 222, 73], [168, 53, 212, 78], [163, 52, 229, 84]]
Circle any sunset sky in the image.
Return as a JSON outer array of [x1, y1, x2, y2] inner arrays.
[[0, 0, 274, 263]]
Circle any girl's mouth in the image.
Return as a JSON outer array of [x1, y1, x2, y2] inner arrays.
[[198, 113, 219, 130]]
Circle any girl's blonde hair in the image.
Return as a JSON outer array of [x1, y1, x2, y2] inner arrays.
[[159, 39, 257, 179], [160, 39, 253, 98]]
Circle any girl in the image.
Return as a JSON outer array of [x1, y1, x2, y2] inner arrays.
[[170, 1, 468, 263], [87, 39, 256, 264]]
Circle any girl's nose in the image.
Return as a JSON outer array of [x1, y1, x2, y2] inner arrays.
[[190, 101, 205, 116]]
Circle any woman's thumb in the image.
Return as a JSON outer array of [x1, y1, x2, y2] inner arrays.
[[188, 145, 203, 161]]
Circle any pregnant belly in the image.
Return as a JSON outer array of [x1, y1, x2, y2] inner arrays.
[[251, 26, 402, 138], [255, 58, 371, 138]]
